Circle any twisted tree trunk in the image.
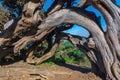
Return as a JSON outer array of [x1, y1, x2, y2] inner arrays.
[[0, 0, 120, 80], [30, 8, 120, 79]]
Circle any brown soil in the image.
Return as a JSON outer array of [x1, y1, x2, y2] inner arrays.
[[0, 60, 102, 80]]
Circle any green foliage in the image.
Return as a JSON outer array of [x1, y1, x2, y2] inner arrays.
[[44, 41, 90, 66], [44, 58, 54, 65], [33, 42, 49, 58], [53, 41, 87, 64], [63, 57, 74, 64]]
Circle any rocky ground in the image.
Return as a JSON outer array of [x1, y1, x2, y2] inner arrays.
[[0, 60, 102, 80]]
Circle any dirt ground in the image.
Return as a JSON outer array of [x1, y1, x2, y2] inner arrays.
[[0, 60, 102, 80]]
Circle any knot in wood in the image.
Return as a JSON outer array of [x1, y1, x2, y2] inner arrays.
[[88, 38, 96, 49]]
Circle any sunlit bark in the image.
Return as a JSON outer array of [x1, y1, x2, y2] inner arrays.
[[0, 0, 120, 79]]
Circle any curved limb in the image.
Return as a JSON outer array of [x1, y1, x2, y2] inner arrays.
[[48, 0, 66, 15], [33, 35, 60, 65]]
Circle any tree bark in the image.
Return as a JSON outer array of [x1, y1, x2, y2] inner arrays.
[[30, 8, 120, 79], [1, 0, 120, 79]]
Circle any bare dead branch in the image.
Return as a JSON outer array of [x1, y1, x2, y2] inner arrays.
[[48, 0, 66, 15], [33, 35, 60, 65], [0, 1, 44, 46], [78, 0, 92, 8]]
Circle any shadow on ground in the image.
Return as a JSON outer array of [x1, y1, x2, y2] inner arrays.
[[56, 62, 91, 73]]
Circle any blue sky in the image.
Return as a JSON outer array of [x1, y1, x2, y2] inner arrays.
[[116, 0, 120, 6], [43, 0, 120, 37], [65, 6, 107, 37], [43, 0, 106, 37], [1, 0, 120, 37]]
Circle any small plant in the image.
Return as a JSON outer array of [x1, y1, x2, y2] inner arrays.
[[44, 41, 91, 66]]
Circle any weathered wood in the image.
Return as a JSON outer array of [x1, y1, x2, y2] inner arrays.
[[32, 8, 119, 79], [0, 0, 120, 79]]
